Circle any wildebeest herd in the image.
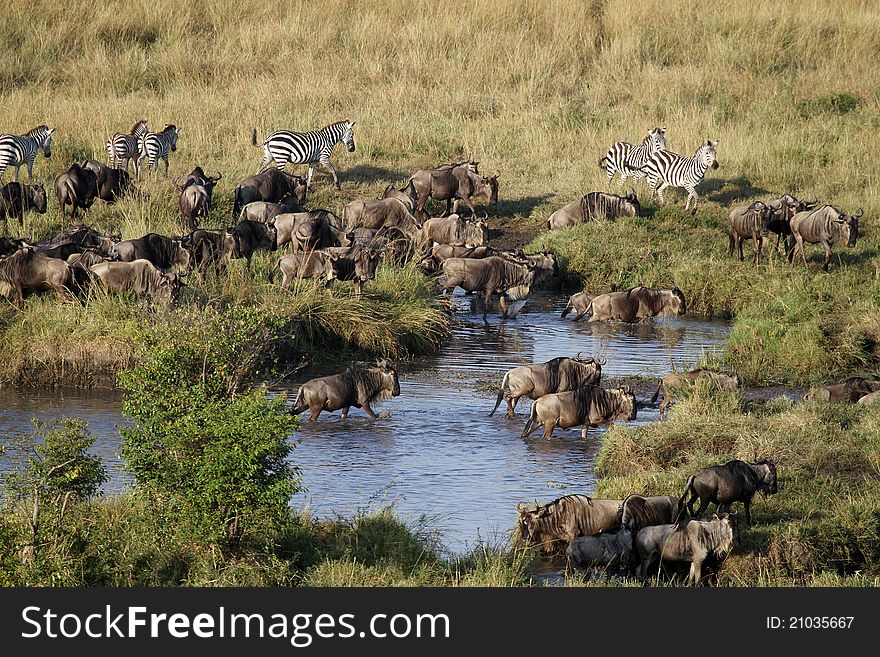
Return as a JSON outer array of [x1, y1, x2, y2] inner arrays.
[[0, 120, 873, 583]]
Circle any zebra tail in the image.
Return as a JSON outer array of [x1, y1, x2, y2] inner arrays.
[[251, 129, 258, 147], [597, 156, 609, 170]]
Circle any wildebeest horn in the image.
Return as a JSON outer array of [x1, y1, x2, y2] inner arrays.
[[855, 208, 864, 218], [576, 351, 583, 361], [596, 356, 607, 366], [211, 171, 222, 182]]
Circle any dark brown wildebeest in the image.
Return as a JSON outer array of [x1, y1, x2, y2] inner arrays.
[[789, 204, 861, 271], [81, 160, 131, 203], [403, 164, 499, 216], [88, 259, 182, 307], [803, 376, 880, 403], [679, 459, 777, 527], [566, 529, 633, 571], [342, 196, 422, 236], [726, 200, 773, 263], [323, 246, 382, 299], [579, 286, 686, 323], [490, 354, 604, 418], [114, 232, 191, 274], [230, 219, 277, 268], [620, 495, 684, 533], [419, 214, 489, 247], [1, 182, 48, 230], [291, 360, 400, 421], [231, 168, 308, 218], [54, 163, 98, 225], [547, 191, 640, 230], [344, 226, 415, 265], [651, 368, 741, 419], [45, 225, 118, 258], [440, 256, 537, 323], [184, 228, 239, 279], [0, 247, 75, 303], [516, 494, 624, 554], [177, 170, 221, 231], [0, 237, 29, 257], [636, 513, 737, 584], [521, 384, 637, 440], [275, 250, 336, 290], [765, 194, 817, 257]]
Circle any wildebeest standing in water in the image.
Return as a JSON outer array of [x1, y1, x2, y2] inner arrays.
[[291, 360, 400, 420], [489, 354, 605, 418], [0, 247, 75, 303], [651, 368, 741, 419], [789, 205, 861, 271], [521, 384, 637, 439], [54, 163, 99, 226], [679, 459, 777, 527], [546, 191, 640, 230], [726, 200, 773, 263], [1, 181, 47, 231], [580, 286, 685, 323], [516, 494, 623, 554]]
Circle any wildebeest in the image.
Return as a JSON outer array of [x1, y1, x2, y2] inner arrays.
[[54, 163, 98, 225], [560, 291, 597, 321], [789, 205, 862, 271], [0, 247, 75, 303], [231, 168, 308, 218], [857, 390, 880, 406], [291, 360, 400, 420], [88, 259, 182, 307], [765, 194, 817, 257], [620, 495, 683, 533], [177, 169, 221, 231], [441, 256, 537, 323], [275, 250, 336, 290], [45, 225, 118, 259], [238, 194, 302, 223], [490, 354, 604, 418], [636, 513, 737, 585], [516, 494, 623, 554], [419, 214, 489, 248], [651, 368, 741, 419], [230, 219, 278, 268], [547, 192, 640, 230], [184, 228, 239, 279], [323, 246, 382, 299], [342, 196, 422, 236], [577, 286, 686, 323], [679, 459, 777, 527], [403, 163, 499, 216], [803, 376, 880, 403], [80, 160, 131, 203], [521, 384, 637, 440], [0, 237, 29, 257], [1, 182, 47, 229], [114, 232, 192, 274], [566, 529, 633, 570], [285, 210, 347, 251], [727, 200, 773, 263]]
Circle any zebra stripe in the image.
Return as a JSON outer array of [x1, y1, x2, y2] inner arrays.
[[106, 120, 149, 172], [640, 139, 719, 213], [254, 119, 356, 188], [137, 124, 180, 177], [600, 127, 667, 189], [0, 125, 55, 182]]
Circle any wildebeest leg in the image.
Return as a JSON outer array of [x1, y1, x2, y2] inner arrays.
[[482, 290, 492, 325], [754, 236, 762, 264], [737, 237, 744, 262], [542, 421, 556, 440], [743, 497, 753, 527], [340, 407, 350, 420], [580, 425, 589, 439], [794, 235, 807, 267], [694, 497, 710, 519], [444, 198, 453, 217], [822, 242, 832, 272], [658, 393, 672, 420], [506, 397, 518, 419], [361, 401, 379, 419], [308, 405, 322, 421], [688, 556, 703, 586]]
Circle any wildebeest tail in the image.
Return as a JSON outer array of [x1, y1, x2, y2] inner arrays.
[[521, 401, 539, 438], [561, 297, 572, 318], [650, 378, 664, 404], [232, 188, 241, 219], [291, 386, 307, 415], [489, 371, 510, 417], [677, 475, 696, 515]]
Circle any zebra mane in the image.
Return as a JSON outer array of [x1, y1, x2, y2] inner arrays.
[[26, 125, 50, 136], [321, 119, 350, 132], [129, 120, 148, 135], [160, 124, 177, 133]]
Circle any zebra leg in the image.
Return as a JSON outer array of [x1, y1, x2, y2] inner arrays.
[[655, 182, 669, 205], [320, 158, 339, 188], [617, 171, 629, 192], [306, 163, 316, 188], [163, 156, 170, 177], [685, 186, 698, 214]]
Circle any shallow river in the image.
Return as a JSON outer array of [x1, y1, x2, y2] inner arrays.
[[0, 291, 732, 554]]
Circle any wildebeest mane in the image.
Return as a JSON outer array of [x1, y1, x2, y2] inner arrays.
[[724, 459, 761, 490], [0, 247, 34, 280], [543, 357, 566, 394], [346, 365, 393, 405]]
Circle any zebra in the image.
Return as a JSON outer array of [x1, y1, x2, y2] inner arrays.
[[639, 139, 719, 214], [137, 124, 180, 177], [0, 125, 56, 182], [599, 127, 667, 190], [106, 119, 149, 173], [252, 119, 356, 188]]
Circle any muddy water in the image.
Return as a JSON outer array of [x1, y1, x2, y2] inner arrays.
[[0, 291, 733, 554]]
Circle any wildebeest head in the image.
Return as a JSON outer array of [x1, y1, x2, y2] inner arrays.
[[342, 120, 357, 153], [700, 139, 719, 170], [610, 385, 638, 421], [620, 189, 641, 217], [747, 200, 773, 236], [481, 174, 500, 206], [753, 460, 778, 495], [841, 208, 862, 248], [516, 502, 547, 542], [669, 286, 686, 315], [155, 271, 183, 307], [28, 182, 48, 213], [376, 359, 400, 397]]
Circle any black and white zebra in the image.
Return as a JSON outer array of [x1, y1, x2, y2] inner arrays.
[[253, 119, 356, 188], [0, 125, 56, 182], [106, 119, 149, 173], [640, 139, 719, 213], [599, 127, 667, 190], [137, 124, 180, 177]]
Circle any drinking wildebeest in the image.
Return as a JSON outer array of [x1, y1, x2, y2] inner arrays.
[[636, 513, 737, 585], [679, 459, 777, 527], [54, 163, 99, 225], [766, 194, 817, 257], [489, 354, 604, 418], [177, 170, 221, 231], [789, 205, 861, 271], [230, 219, 277, 268], [291, 360, 400, 420], [566, 529, 633, 571], [620, 495, 684, 533], [546, 191, 640, 230], [403, 163, 499, 217], [231, 168, 308, 218], [726, 200, 773, 263], [81, 160, 131, 203], [651, 368, 741, 419], [275, 251, 336, 290], [516, 494, 624, 554], [567, 286, 686, 323], [440, 256, 537, 323], [114, 232, 192, 274], [88, 259, 182, 307], [1, 182, 47, 230], [184, 228, 239, 279], [419, 214, 489, 248], [323, 246, 382, 299], [521, 384, 637, 440], [803, 376, 880, 403], [0, 247, 75, 303]]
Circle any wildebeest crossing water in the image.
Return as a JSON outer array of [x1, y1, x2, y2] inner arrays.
[[0, 291, 733, 554]]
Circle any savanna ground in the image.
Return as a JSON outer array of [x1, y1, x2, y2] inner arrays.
[[0, 0, 878, 586]]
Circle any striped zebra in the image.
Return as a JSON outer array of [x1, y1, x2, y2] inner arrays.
[[137, 124, 180, 177], [599, 127, 667, 190], [640, 139, 719, 214], [106, 119, 149, 173], [253, 119, 356, 188], [0, 125, 56, 182]]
